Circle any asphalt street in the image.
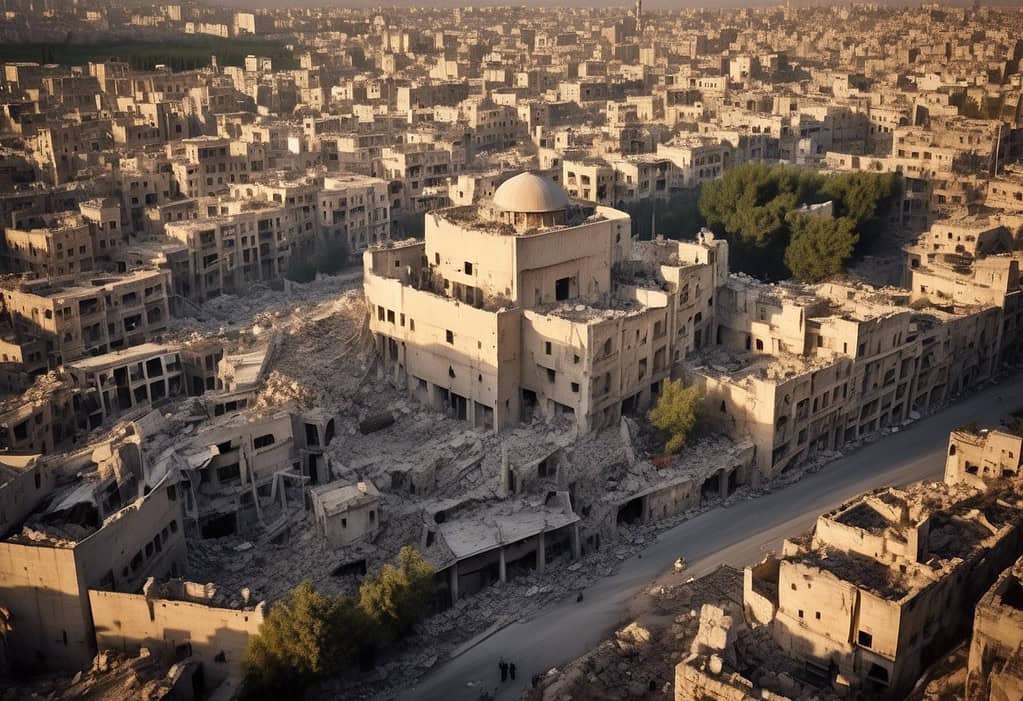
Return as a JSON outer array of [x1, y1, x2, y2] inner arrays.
[[399, 375, 1023, 701]]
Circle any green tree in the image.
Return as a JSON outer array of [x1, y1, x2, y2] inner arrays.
[[821, 171, 901, 251], [358, 546, 435, 641], [698, 162, 823, 279], [784, 213, 859, 282], [242, 581, 371, 699], [647, 379, 703, 455]]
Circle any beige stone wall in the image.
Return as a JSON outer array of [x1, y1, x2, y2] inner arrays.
[[813, 507, 925, 564], [0, 456, 55, 537], [691, 371, 774, 477], [967, 562, 1023, 699], [775, 560, 858, 669], [366, 271, 521, 428], [744, 558, 779, 627], [0, 478, 187, 673], [423, 216, 520, 301], [645, 478, 701, 522], [0, 541, 92, 671], [74, 479, 188, 598], [88, 589, 263, 684], [945, 429, 1023, 487], [320, 498, 378, 547], [909, 256, 1020, 308], [520, 311, 593, 428]]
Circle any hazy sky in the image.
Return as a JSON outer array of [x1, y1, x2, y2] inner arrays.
[[215, 0, 820, 9], [211, 0, 993, 10]]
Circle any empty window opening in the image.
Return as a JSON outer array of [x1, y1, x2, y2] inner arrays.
[[555, 276, 571, 301]]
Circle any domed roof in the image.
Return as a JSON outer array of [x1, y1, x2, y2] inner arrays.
[[492, 172, 570, 213]]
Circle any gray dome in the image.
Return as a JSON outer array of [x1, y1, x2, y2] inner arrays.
[[492, 172, 569, 213]]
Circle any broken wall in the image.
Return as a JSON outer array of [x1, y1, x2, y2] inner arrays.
[[0, 478, 187, 673], [88, 588, 264, 685], [744, 557, 779, 627], [0, 456, 54, 538], [0, 541, 92, 672]]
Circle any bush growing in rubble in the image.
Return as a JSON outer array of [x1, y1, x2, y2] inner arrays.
[[242, 580, 371, 698], [242, 548, 434, 696], [647, 379, 703, 455], [359, 545, 435, 641]]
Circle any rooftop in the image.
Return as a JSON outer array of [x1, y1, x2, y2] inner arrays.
[[311, 480, 381, 517], [437, 497, 578, 562], [67, 343, 179, 372]]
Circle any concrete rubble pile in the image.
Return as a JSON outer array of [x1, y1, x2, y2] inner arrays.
[[3, 649, 185, 701], [527, 567, 753, 701]]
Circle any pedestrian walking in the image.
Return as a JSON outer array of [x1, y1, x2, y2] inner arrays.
[[509, 663, 517, 681], [499, 660, 508, 682]]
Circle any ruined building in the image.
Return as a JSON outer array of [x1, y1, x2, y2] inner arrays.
[[690, 275, 1012, 480], [945, 425, 1023, 489], [966, 555, 1023, 701], [0, 443, 186, 672], [736, 478, 1023, 699], [364, 171, 727, 432]]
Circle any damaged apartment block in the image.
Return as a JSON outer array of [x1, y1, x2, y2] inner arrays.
[[0, 435, 186, 673], [677, 442, 1023, 701], [166, 406, 329, 540]]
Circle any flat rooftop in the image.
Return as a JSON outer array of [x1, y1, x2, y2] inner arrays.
[[311, 480, 380, 517], [690, 347, 835, 387], [438, 499, 579, 562], [68, 343, 179, 372], [0, 269, 165, 297]]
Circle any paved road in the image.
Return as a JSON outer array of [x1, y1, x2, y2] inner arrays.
[[400, 376, 1023, 701]]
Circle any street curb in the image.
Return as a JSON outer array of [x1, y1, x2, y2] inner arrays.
[[447, 616, 516, 661]]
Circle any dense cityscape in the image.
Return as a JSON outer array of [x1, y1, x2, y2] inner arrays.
[[1, 1, 1023, 699]]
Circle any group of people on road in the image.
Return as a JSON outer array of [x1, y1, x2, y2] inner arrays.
[[498, 659, 516, 682]]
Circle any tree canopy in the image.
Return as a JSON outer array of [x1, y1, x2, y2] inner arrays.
[[243, 581, 369, 698], [783, 213, 859, 283], [647, 379, 703, 455], [698, 162, 824, 279], [359, 546, 436, 641], [242, 547, 435, 699], [621, 189, 702, 241], [820, 171, 901, 250], [694, 162, 901, 281]]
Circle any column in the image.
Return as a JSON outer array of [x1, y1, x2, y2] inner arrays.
[[719, 469, 730, 500], [498, 547, 507, 583], [535, 532, 546, 573], [570, 524, 581, 560], [449, 562, 459, 605]]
